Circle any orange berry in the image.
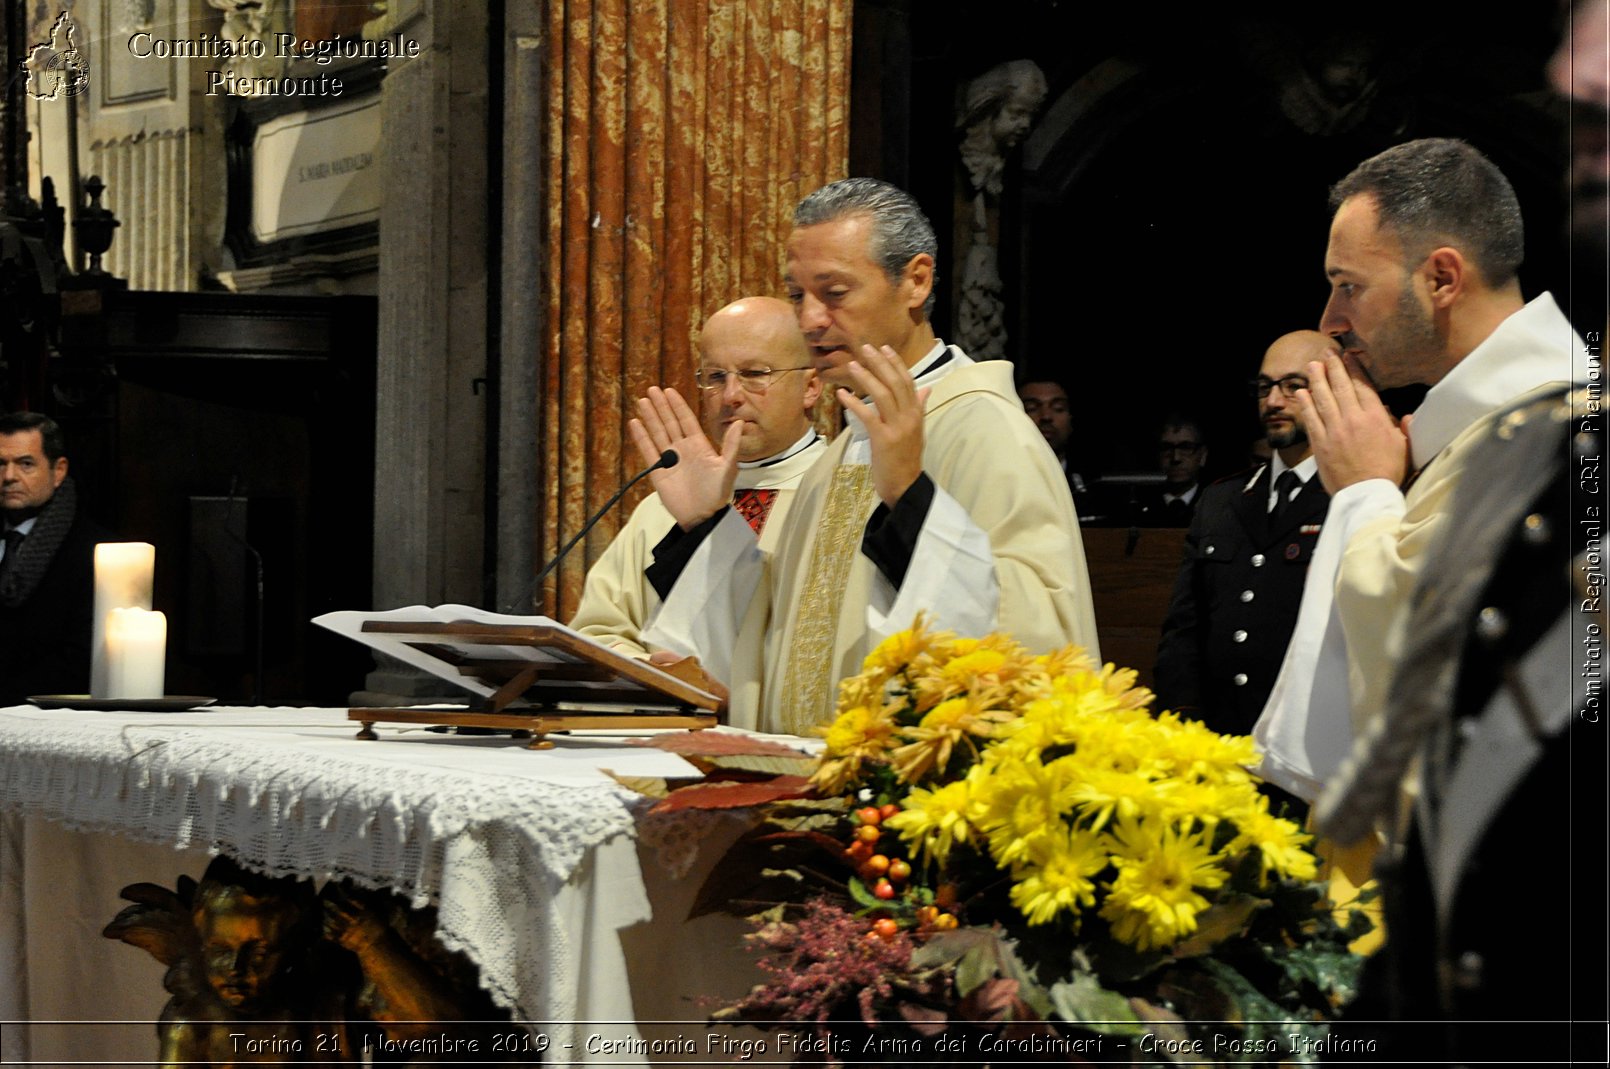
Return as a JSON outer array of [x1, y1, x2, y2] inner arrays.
[[879, 803, 900, 820], [934, 884, 958, 908], [872, 917, 899, 939], [916, 906, 938, 926], [846, 840, 874, 862], [865, 854, 891, 875], [934, 912, 958, 930], [856, 824, 882, 844], [873, 878, 897, 901], [887, 858, 911, 882], [856, 806, 883, 825]]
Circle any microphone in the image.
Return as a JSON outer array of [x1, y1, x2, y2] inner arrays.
[[503, 450, 679, 614]]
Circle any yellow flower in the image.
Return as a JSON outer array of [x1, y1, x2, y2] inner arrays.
[[821, 704, 895, 757], [1008, 826, 1109, 926], [1228, 804, 1318, 885], [1099, 816, 1228, 951], [886, 779, 975, 868], [862, 619, 940, 676], [810, 704, 898, 794], [974, 754, 1080, 869], [888, 694, 1014, 784]]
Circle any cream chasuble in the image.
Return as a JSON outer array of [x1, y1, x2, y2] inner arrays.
[[645, 344, 1099, 736]]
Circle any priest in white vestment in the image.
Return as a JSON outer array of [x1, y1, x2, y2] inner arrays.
[[1255, 138, 1590, 803], [632, 178, 1098, 735], [568, 297, 825, 726]]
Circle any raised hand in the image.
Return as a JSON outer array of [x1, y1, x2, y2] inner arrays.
[[628, 386, 741, 529], [837, 344, 932, 507], [1296, 351, 1411, 492]]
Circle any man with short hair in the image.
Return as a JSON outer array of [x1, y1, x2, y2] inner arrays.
[[1137, 416, 1208, 526], [1019, 379, 1102, 520], [1256, 137, 1590, 802], [633, 178, 1098, 734], [1154, 331, 1338, 747], [0, 412, 109, 704], [568, 297, 825, 725]]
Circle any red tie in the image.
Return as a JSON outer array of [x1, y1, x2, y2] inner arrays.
[[732, 488, 779, 536]]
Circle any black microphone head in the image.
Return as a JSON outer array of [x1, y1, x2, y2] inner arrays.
[[659, 449, 679, 469]]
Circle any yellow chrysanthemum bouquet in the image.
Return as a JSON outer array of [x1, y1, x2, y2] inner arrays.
[[700, 618, 1367, 1061]]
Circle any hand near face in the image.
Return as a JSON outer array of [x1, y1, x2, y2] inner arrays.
[[836, 344, 932, 507], [1295, 352, 1410, 492], [629, 387, 742, 530]]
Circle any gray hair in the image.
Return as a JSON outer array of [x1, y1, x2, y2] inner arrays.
[[1329, 137, 1524, 288], [794, 178, 939, 319]]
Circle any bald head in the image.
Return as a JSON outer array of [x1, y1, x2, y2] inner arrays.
[[696, 297, 822, 462], [1258, 330, 1339, 462]]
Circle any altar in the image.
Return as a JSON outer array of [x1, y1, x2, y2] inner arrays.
[[0, 703, 769, 1064]]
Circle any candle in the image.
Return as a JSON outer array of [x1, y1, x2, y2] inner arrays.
[[92, 542, 155, 698], [105, 607, 167, 699]]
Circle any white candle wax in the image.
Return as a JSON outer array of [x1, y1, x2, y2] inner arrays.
[[92, 543, 155, 698], [105, 607, 166, 699]]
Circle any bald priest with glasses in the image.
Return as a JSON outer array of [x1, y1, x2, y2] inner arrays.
[[568, 297, 826, 721]]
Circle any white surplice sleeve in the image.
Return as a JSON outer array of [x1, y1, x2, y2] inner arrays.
[[864, 482, 998, 641], [640, 508, 763, 687], [1253, 477, 1404, 801]]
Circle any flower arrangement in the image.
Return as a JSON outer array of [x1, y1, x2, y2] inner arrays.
[[697, 617, 1368, 1063]]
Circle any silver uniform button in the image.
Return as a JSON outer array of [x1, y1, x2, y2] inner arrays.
[[1250, 554, 1265, 567], [1232, 630, 1247, 643], [1204, 544, 1215, 555], [1232, 673, 1249, 686], [1240, 590, 1255, 603]]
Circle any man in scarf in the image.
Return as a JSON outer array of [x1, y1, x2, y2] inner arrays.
[[0, 412, 110, 704]]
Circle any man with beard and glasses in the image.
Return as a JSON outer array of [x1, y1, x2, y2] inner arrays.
[[1256, 138, 1590, 804], [1153, 332, 1338, 772]]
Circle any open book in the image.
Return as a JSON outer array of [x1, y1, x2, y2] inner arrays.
[[314, 604, 723, 713]]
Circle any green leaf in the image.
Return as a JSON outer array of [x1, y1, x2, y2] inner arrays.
[[1048, 973, 1142, 1034], [1264, 944, 1366, 1008]]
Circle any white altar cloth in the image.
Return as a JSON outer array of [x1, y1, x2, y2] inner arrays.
[[0, 704, 731, 1064]]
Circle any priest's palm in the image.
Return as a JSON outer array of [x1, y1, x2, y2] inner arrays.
[[629, 386, 741, 530]]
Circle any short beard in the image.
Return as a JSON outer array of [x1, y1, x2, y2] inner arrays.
[[1265, 424, 1308, 451]]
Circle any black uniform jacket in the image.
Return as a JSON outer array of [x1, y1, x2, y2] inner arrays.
[[1152, 464, 1330, 736]]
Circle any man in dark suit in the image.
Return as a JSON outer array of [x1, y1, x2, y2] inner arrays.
[[1153, 331, 1340, 746], [1134, 416, 1208, 526], [1018, 379, 1105, 521], [0, 412, 108, 704]]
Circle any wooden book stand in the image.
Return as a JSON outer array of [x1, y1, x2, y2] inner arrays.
[[343, 619, 723, 748]]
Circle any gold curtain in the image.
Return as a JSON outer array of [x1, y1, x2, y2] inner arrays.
[[539, 0, 851, 617]]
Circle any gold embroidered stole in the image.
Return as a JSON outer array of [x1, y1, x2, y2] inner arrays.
[[778, 464, 878, 735]]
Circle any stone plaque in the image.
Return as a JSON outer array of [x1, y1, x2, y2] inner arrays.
[[250, 91, 381, 243]]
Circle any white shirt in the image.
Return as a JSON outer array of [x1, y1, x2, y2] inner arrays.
[[1264, 454, 1318, 513]]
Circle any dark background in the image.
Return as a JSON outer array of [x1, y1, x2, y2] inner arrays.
[[849, 1, 1591, 483]]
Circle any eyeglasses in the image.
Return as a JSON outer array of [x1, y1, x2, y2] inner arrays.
[[1158, 440, 1203, 455], [694, 366, 813, 393], [1249, 374, 1310, 399]]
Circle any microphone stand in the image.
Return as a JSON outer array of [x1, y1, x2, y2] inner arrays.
[[502, 450, 679, 614]]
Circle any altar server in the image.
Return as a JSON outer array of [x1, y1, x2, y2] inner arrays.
[[633, 178, 1098, 734], [568, 297, 825, 724], [1255, 138, 1591, 802]]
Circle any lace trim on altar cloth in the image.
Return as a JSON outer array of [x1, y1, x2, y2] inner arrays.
[[0, 713, 641, 1025]]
